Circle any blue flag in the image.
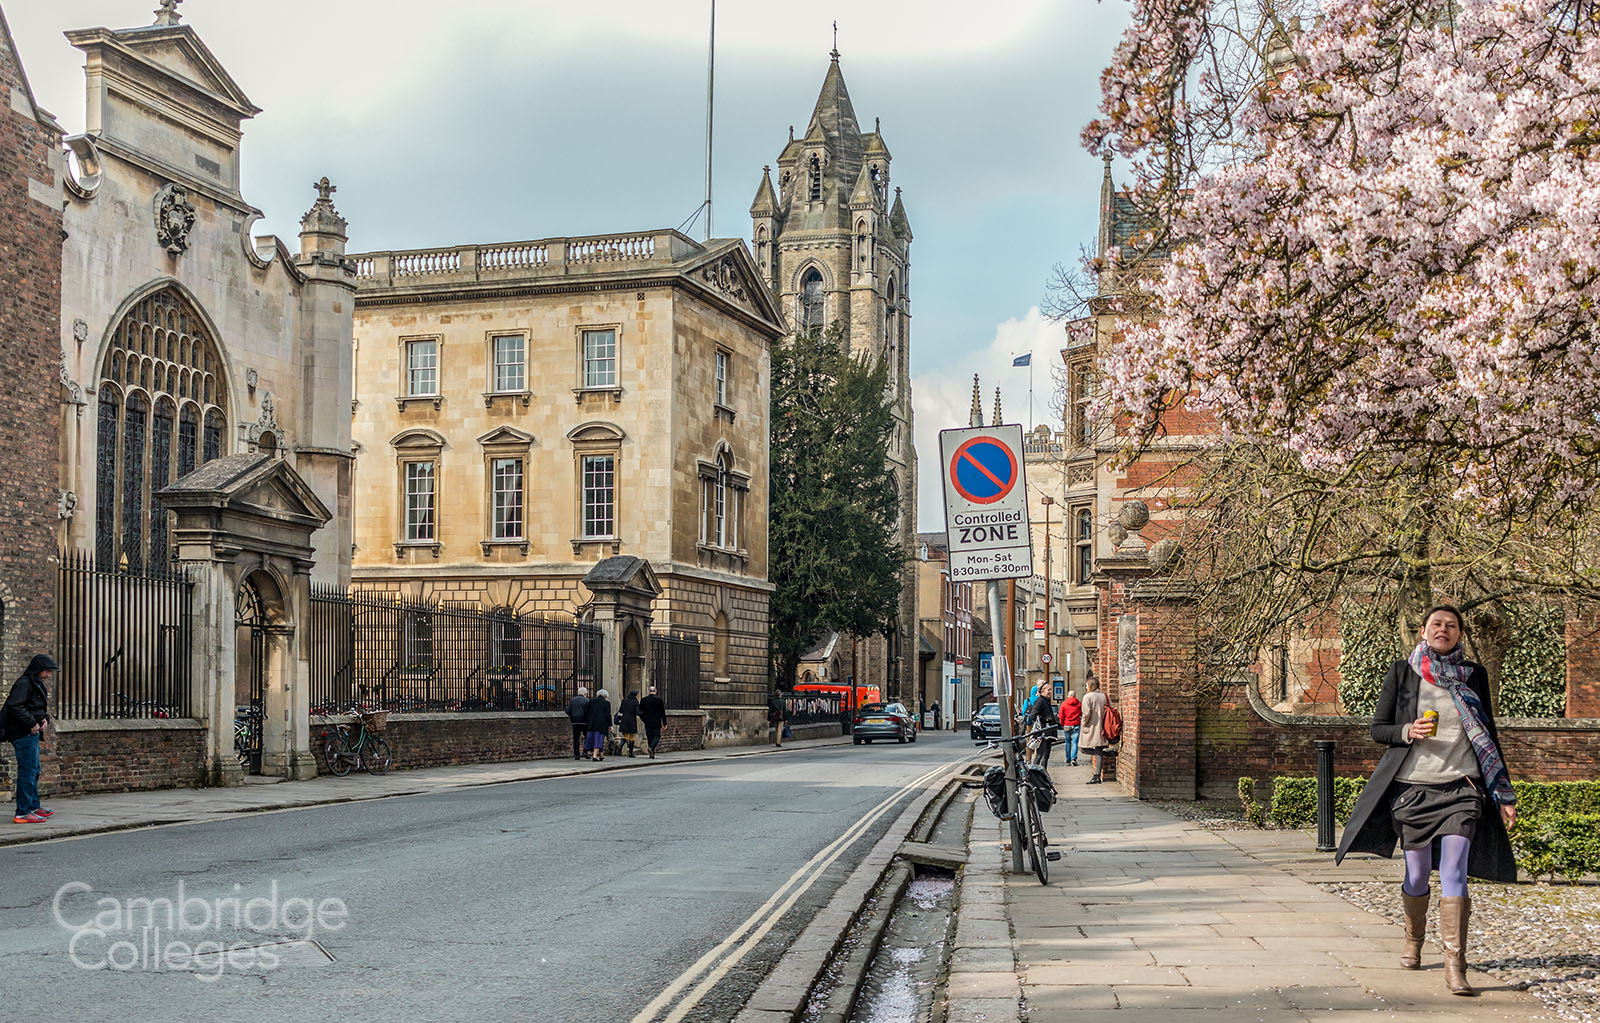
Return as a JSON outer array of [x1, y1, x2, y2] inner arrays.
[[1012, 353, 1032, 367]]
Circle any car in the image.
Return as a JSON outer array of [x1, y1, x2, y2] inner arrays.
[[852, 702, 918, 744], [971, 702, 1003, 742]]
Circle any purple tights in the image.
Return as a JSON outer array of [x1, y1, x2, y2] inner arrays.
[[1402, 835, 1470, 898]]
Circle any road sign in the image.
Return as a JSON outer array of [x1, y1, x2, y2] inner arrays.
[[1033, 617, 1045, 640], [1041, 653, 1052, 665], [978, 652, 993, 687], [939, 424, 1034, 582]]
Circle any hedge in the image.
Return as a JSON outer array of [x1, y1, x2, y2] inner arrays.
[[1245, 777, 1600, 881]]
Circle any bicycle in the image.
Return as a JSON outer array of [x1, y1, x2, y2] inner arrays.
[[322, 708, 393, 777], [982, 727, 1061, 885]]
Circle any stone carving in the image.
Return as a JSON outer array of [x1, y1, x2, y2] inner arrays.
[[72, 319, 88, 344], [1116, 500, 1150, 531], [1148, 537, 1181, 572], [1118, 614, 1138, 686], [1068, 461, 1094, 486], [59, 353, 85, 417], [59, 490, 77, 521], [154, 183, 196, 254], [300, 176, 348, 238], [247, 392, 284, 452], [1106, 522, 1128, 547], [699, 256, 750, 307], [153, 0, 183, 25], [245, 368, 258, 392]]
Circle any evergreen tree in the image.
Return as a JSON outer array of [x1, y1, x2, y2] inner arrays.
[[769, 321, 903, 688]]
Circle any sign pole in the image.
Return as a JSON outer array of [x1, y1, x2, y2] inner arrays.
[[990, 580, 1024, 873]]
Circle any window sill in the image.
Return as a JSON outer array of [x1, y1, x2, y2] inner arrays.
[[713, 403, 737, 424], [480, 538, 529, 556], [396, 394, 443, 411], [394, 541, 441, 559], [483, 390, 532, 408], [572, 386, 623, 405], [696, 543, 749, 572], [571, 536, 622, 556]]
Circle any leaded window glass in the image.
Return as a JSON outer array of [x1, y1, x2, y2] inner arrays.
[[800, 270, 824, 335], [121, 393, 146, 571], [95, 395, 119, 568], [149, 401, 173, 566]]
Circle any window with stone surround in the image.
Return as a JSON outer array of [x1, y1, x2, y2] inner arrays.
[[715, 349, 729, 408], [567, 421, 625, 551], [404, 461, 436, 541], [581, 328, 617, 389], [582, 455, 615, 538], [490, 458, 523, 540], [491, 334, 526, 394], [1068, 356, 1094, 448], [698, 446, 749, 555], [1075, 507, 1093, 584], [406, 338, 438, 396], [800, 269, 825, 335], [391, 428, 445, 555], [477, 426, 534, 553]]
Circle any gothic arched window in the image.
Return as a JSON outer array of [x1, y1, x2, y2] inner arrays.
[[886, 278, 898, 369], [808, 155, 822, 202], [94, 288, 229, 570], [800, 269, 825, 335]]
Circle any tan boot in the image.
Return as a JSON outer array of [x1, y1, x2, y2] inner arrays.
[[1400, 891, 1429, 970], [1439, 895, 1475, 996]]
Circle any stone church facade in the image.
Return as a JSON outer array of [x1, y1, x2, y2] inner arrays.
[[751, 52, 918, 698]]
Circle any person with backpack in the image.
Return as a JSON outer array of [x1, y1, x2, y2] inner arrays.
[[1022, 687, 1058, 767], [1080, 678, 1109, 784]]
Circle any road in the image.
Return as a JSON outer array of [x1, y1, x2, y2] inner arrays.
[[0, 732, 978, 1023]]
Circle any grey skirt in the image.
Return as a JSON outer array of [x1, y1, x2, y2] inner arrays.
[[1389, 776, 1482, 849]]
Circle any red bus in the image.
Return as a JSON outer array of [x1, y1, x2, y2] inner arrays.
[[792, 682, 883, 707]]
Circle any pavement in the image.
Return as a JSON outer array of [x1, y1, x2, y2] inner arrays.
[[948, 758, 1558, 1022], [1, 733, 849, 846]]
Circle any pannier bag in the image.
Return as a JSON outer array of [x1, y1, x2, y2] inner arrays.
[[1026, 764, 1057, 813], [982, 764, 1010, 820]]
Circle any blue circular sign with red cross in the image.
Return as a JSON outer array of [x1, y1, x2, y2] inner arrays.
[[949, 436, 1019, 504]]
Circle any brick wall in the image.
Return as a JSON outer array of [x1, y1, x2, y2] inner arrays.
[[0, 17, 64, 682], [311, 709, 710, 773], [1567, 615, 1600, 718], [0, 723, 209, 797]]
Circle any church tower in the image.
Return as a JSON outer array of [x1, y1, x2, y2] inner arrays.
[[752, 47, 917, 699]]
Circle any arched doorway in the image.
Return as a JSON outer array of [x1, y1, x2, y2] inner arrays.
[[623, 622, 644, 693], [234, 577, 268, 774]]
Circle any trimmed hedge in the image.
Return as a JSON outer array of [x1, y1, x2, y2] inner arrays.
[[1243, 777, 1600, 881]]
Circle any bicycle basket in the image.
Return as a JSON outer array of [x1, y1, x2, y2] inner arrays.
[[982, 765, 1010, 820], [1025, 764, 1057, 813], [353, 710, 389, 732]]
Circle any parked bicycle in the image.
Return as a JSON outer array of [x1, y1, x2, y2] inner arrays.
[[321, 708, 393, 777], [981, 727, 1061, 884]]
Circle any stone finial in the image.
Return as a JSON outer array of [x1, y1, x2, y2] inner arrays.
[[314, 176, 336, 203], [299, 176, 348, 253], [1117, 500, 1151, 531], [153, 0, 183, 26], [831, 21, 840, 62], [969, 374, 983, 428], [993, 387, 1003, 426]]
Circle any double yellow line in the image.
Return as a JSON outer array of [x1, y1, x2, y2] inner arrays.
[[630, 761, 954, 1023]]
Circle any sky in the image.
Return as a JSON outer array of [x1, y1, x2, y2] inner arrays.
[[8, 0, 1131, 531]]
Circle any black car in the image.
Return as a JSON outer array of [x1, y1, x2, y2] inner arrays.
[[852, 702, 918, 744], [971, 702, 1003, 742]]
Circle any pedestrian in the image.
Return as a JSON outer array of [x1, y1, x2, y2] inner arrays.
[[565, 686, 590, 761], [1022, 685, 1058, 767], [931, 700, 942, 731], [767, 689, 787, 748], [1058, 689, 1082, 767], [1336, 605, 1518, 997], [617, 690, 641, 758], [584, 688, 613, 761], [3, 654, 56, 824], [639, 685, 667, 759], [1080, 679, 1108, 784]]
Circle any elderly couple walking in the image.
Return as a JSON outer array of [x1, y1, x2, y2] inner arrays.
[[565, 686, 669, 761]]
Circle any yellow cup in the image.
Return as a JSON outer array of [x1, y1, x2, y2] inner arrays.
[[1423, 709, 1439, 736]]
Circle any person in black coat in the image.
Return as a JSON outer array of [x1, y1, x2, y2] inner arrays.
[[3, 654, 57, 824], [1022, 688, 1059, 768], [1335, 605, 1518, 997], [638, 686, 667, 759], [584, 688, 613, 761], [617, 691, 641, 758], [766, 690, 787, 748], [565, 688, 590, 761]]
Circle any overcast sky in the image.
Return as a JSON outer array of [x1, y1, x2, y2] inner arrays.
[[10, 0, 1130, 530]]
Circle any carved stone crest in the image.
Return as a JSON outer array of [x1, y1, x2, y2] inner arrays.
[[698, 256, 749, 306], [58, 490, 77, 521], [59, 353, 85, 418], [246, 392, 285, 453], [154, 183, 197, 254]]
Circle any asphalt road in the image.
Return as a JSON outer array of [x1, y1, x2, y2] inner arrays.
[[0, 732, 979, 1023]]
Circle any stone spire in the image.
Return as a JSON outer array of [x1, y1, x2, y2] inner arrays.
[[749, 166, 778, 217], [153, 0, 183, 26], [889, 187, 912, 241], [804, 49, 860, 146], [993, 388, 1003, 426], [969, 374, 984, 428], [299, 176, 348, 256], [1097, 153, 1115, 258]]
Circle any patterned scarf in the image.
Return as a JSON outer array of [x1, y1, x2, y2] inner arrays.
[[1409, 640, 1516, 806]]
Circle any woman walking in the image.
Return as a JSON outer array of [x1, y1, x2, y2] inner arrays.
[[1079, 679, 1107, 784], [584, 688, 613, 761], [617, 690, 641, 758], [1336, 605, 1518, 996]]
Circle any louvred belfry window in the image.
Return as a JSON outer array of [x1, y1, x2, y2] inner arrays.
[[94, 288, 229, 571]]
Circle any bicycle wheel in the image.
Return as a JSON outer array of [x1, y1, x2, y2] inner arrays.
[[363, 735, 393, 776], [1025, 788, 1049, 885], [322, 730, 354, 777]]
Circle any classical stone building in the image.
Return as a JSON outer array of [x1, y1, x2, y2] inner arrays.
[[913, 531, 973, 729], [41, 2, 355, 791], [346, 231, 784, 740], [751, 50, 917, 698], [0, 6, 64, 684]]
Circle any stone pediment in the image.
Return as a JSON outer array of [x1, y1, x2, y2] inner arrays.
[[477, 426, 535, 448], [65, 24, 260, 117], [685, 243, 783, 326], [159, 453, 331, 528], [582, 555, 662, 598]]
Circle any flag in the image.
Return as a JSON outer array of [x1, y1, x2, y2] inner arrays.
[[1012, 353, 1032, 367]]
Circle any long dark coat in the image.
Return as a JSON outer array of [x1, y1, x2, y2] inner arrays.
[[1334, 658, 1518, 883]]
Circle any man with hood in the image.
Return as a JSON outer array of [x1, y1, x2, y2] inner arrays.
[[3, 654, 57, 824]]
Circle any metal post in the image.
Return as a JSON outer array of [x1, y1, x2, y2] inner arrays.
[[991, 580, 1024, 873], [1042, 495, 1053, 691], [1314, 739, 1336, 852]]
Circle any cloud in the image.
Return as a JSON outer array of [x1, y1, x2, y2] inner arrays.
[[911, 306, 1065, 531]]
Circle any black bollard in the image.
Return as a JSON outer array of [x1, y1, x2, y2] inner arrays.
[[1314, 739, 1336, 852]]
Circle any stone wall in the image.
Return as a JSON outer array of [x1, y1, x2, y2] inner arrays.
[[0, 24, 63, 682], [0, 721, 209, 797]]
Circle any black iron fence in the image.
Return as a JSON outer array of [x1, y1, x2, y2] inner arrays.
[[54, 549, 194, 720], [650, 632, 702, 710], [309, 588, 602, 714], [784, 691, 845, 726]]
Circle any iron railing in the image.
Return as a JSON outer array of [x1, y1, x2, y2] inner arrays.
[[309, 588, 602, 714], [650, 632, 703, 711], [54, 549, 194, 720], [783, 691, 845, 726]]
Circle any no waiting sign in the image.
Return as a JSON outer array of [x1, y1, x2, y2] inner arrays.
[[939, 424, 1034, 582]]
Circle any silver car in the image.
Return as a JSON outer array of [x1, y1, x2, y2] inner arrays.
[[852, 702, 918, 744]]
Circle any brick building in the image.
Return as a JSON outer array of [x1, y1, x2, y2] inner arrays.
[[0, 6, 63, 683]]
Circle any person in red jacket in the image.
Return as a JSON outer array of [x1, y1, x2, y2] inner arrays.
[[1058, 689, 1083, 767]]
